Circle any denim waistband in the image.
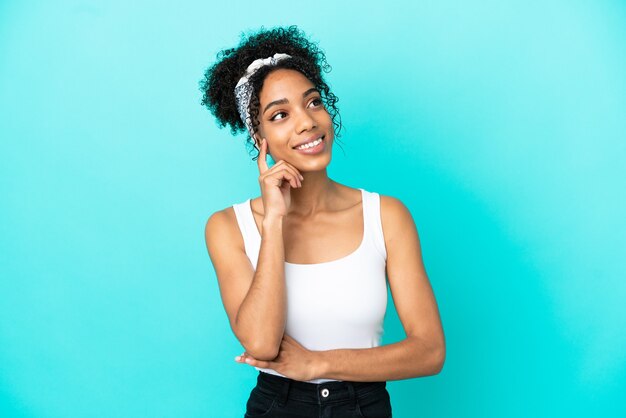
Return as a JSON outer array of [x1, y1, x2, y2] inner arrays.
[[255, 371, 386, 406]]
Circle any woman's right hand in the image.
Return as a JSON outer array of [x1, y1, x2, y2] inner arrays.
[[257, 137, 303, 219]]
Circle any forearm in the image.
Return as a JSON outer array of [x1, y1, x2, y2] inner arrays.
[[315, 336, 445, 382], [235, 215, 286, 360]]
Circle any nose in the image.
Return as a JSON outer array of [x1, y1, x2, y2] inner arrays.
[[295, 107, 316, 133]]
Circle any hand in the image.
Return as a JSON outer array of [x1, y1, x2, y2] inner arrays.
[[257, 137, 304, 219], [234, 334, 323, 382]]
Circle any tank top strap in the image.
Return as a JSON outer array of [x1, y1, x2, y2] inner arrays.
[[232, 199, 261, 267], [359, 188, 387, 261]]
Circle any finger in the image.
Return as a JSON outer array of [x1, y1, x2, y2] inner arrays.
[[263, 168, 300, 189], [285, 334, 306, 349], [275, 169, 301, 189], [282, 334, 298, 346], [267, 163, 302, 188], [276, 161, 304, 182], [257, 137, 269, 174], [236, 352, 254, 363], [242, 356, 272, 369]]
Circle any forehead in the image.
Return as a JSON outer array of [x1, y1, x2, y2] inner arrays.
[[259, 69, 314, 102]]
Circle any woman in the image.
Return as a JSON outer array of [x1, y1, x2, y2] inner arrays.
[[200, 25, 445, 418]]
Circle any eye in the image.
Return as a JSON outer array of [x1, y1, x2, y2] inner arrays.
[[269, 97, 324, 121], [270, 111, 287, 121], [310, 97, 323, 107]]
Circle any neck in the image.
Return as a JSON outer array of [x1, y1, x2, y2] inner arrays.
[[287, 168, 337, 217]]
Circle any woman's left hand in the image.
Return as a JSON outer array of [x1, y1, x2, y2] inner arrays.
[[235, 334, 323, 381]]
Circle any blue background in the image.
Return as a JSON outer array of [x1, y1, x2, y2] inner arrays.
[[1, 1, 625, 417]]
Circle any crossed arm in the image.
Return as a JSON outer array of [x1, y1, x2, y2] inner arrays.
[[235, 196, 446, 382]]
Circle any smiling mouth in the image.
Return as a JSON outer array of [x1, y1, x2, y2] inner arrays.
[[293, 135, 325, 150]]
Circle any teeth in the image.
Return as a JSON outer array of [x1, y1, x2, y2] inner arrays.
[[296, 137, 323, 150]]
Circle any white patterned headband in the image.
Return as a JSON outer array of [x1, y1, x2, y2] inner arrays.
[[234, 52, 292, 139]]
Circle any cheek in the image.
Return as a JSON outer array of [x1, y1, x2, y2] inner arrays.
[[263, 126, 290, 145], [320, 111, 334, 128]]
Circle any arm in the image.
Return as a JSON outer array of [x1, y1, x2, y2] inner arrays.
[[205, 209, 286, 360], [317, 195, 445, 381], [238, 195, 446, 380], [315, 336, 443, 382]]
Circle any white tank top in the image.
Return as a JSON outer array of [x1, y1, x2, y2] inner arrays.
[[232, 187, 387, 383]]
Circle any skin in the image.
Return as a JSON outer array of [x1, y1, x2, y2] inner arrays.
[[207, 68, 446, 382]]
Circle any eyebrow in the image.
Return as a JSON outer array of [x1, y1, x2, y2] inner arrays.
[[263, 87, 320, 115]]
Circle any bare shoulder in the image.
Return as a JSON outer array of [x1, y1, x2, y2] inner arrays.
[[379, 194, 411, 215], [379, 194, 417, 245], [204, 205, 244, 253]]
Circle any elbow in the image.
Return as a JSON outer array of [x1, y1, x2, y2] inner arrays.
[[234, 327, 280, 361], [232, 319, 281, 361], [428, 336, 446, 375], [430, 344, 446, 375], [412, 334, 445, 376], [244, 341, 280, 361]]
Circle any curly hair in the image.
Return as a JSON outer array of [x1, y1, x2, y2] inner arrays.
[[199, 25, 343, 161]]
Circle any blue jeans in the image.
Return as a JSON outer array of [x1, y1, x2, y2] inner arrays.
[[244, 371, 393, 417]]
